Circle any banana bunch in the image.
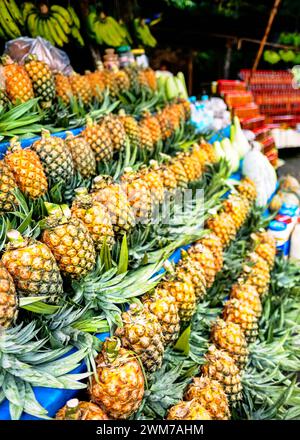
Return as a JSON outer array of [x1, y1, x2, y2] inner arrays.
[[0, 0, 23, 39], [87, 10, 133, 47], [22, 2, 84, 47], [133, 18, 157, 48]]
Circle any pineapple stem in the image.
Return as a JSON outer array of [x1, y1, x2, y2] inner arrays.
[[64, 399, 80, 420], [103, 337, 121, 363], [7, 229, 24, 244]]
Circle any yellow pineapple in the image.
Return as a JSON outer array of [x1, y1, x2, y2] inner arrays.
[[24, 54, 55, 107], [88, 337, 144, 419], [0, 261, 17, 329], [56, 399, 109, 420], [1, 55, 34, 103], [206, 212, 237, 249], [69, 72, 92, 106], [82, 118, 113, 163], [230, 283, 262, 317], [166, 400, 212, 420], [65, 133, 96, 179], [237, 177, 257, 202], [187, 242, 217, 289], [200, 233, 224, 272], [0, 160, 18, 214], [223, 298, 259, 343], [54, 72, 73, 104]]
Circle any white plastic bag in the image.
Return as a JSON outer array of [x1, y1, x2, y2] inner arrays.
[[4, 36, 73, 74]]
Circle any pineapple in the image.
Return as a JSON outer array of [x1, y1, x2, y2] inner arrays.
[[89, 337, 144, 419], [241, 252, 270, 297], [175, 152, 197, 182], [69, 72, 92, 106], [200, 233, 224, 273], [2, 230, 63, 303], [201, 345, 243, 404], [223, 298, 259, 343], [41, 203, 96, 280], [112, 68, 130, 95], [140, 111, 162, 146], [211, 318, 248, 368], [143, 288, 180, 346], [187, 242, 217, 289], [184, 376, 230, 420], [102, 115, 127, 152], [154, 162, 178, 195], [1, 55, 34, 103], [0, 160, 18, 214], [92, 181, 135, 235], [200, 142, 218, 165], [54, 72, 73, 104], [178, 98, 191, 120], [159, 275, 196, 323], [176, 255, 207, 302], [254, 243, 275, 269], [206, 212, 237, 249], [138, 166, 165, 205], [230, 283, 262, 317], [138, 121, 153, 152], [237, 177, 257, 202], [71, 188, 115, 251], [143, 68, 157, 91], [56, 399, 109, 420], [4, 138, 48, 199], [82, 118, 113, 163], [167, 157, 188, 189], [0, 88, 10, 108], [24, 54, 55, 107], [191, 144, 209, 172], [253, 230, 276, 250], [166, 104, 181, 132], [222, 194, 250, 229], [65, 133, 96, 179], [32, 129, 74, 185], [156, 109, 172, 141], [120, 168, 152, 222], [119, 111, 140, 149], [115, 303, 164, 373], [91, 175, 113, 192], [85, 71, 105, 100], [0, 261, 17, 329], [166, 400, 212, 420]]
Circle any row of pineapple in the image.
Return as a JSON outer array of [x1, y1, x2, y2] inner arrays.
[[54, 177, 276, 420], [0, 54, 157, 109], [0, 98, 191, 215], [0, 131, 218, 329]]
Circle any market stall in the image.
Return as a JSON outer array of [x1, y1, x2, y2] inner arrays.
[[0, 0, 300, 424]]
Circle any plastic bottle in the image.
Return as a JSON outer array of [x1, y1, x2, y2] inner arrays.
[[268, 219, 291, 258], [289, 217, 300, 263]]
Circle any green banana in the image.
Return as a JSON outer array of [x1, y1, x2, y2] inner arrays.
[[26, 11, 39, 37], [67, 5, 80, 28], [47, 16, 64, 47], [103, 17, 123, 46], [71, 26, 84, 46], [22, 2, 36, 21], [50, 5, 72, 26], [0, 21, 6, 38], [118, 20, 133, 44], [49, 15, 68, 44], [3, 0, 24, 26], [40, 18, 55, 45], [94, 20, 105, 45], [87, 11, 97, 38], [52, 11, 71, 34], [0, 0, 21, 38]]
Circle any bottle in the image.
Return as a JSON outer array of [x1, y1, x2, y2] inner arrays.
[[268, 219, 291, 258], [289, 217, 300, 263]]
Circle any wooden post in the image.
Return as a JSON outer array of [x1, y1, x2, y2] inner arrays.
[[252, 0, 282, 72]]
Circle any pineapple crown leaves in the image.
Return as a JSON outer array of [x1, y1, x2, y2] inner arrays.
[[136, 362, 190, 419], [0, 322, 90, 419]]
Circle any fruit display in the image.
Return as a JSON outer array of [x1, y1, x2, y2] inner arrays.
[[0, 19, 299, 424]]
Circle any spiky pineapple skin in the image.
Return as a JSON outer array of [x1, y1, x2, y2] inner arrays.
[[184, 376, 230, 420], [119, 114, 140, 149], [24, 56, 55, 106], [69, 73, 92, 105], [187, 242, 217, 289], [0, 160, 18, 213], [82, 119, 113, 163], [0, 262, 18, 329], [211, 318, 248, 368], [176, 257, 207, 302], [89, 347, 144, 419], [120, 170, 152, 222], [168, 158, 188, 189], [115, 304, 164, 373], [241, 252, 270, 297], [230, 283, 262, 317], [54, 72, 73, 104], [65, 134, 96, 179], [141, 112, 162, 146], [138, 167, 165, 205], [85, 71, 105, 100], [223, 298, 259, 343], [32, 132, 74, 184], [200, 233, 224, 273], [5, 147, 48, 199], [42, 215, 96, 280], [143, 288, 180, 346], [160, 276, 196, 323], [202, 345, 243, 404], [2, 238, 63, 302], [222, 194, 250, 230], [71, 194, 115, 251], [138, 122, 153, 152], [92, 183, 135, 235], [206, 212, 237, 249], [102, 115, 127, 152], [56, 400, 109, 420], [1, 58, 34, 103], [166, 400, 212, 420], [237, 177, 257, 202]]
